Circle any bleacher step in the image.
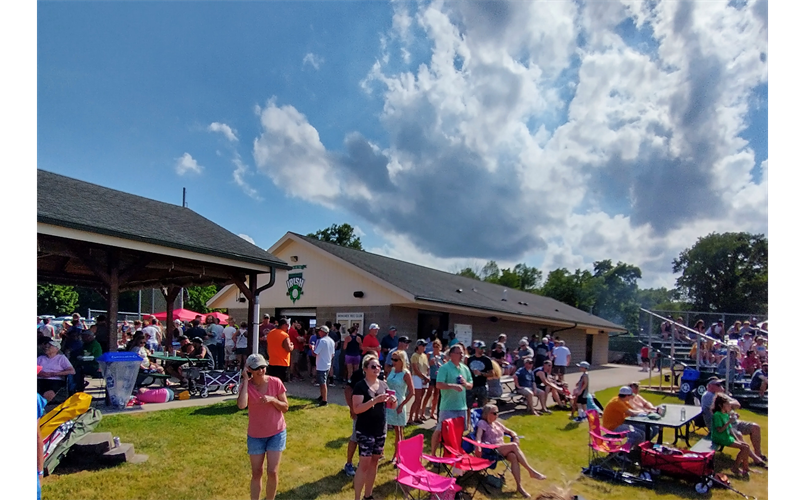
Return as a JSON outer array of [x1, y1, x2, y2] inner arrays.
[[100, 443, 135, 465], [72, 432, 113, 456]]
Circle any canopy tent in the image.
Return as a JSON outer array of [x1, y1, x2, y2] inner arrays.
[[151, 308, 203, 323], [204, 311, 230, 323]]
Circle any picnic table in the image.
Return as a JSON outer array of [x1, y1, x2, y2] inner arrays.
[[625, 403, 701, 447], [496, 375, 525, 406]]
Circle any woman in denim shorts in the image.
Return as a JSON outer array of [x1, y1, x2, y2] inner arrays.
[[237, 354, 289, 500]]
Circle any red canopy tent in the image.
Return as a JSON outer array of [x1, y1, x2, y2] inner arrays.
[[150, 308, 203, 323], [204, 311, 230, 323]]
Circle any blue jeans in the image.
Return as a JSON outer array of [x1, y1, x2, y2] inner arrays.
[[331, 349, 342, 380]]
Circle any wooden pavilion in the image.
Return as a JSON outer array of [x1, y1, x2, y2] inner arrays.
[[37, 169, 290, 351]]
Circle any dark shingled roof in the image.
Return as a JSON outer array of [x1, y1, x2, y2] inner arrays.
[[38, 170, 289, 269], [293, 233, 625, 331]]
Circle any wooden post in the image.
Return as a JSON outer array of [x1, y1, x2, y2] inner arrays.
[[161, 287, 180, 354], [107, 249, 120, 352]]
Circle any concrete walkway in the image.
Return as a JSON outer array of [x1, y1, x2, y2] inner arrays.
[[87, 363, 645, 416]]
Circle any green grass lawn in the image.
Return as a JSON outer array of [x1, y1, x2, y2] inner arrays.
[[41, 383, 768, 500]]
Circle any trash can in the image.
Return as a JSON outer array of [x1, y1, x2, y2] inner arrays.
[[98, 351, 143, 408], [678, 367, 700, 401]]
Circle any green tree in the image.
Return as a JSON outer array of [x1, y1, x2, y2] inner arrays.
[[539, 268, 597, 312], [184, 285, 220, 313], [672, 232, 768, 314], [37, 284, 79, 316], [591, 260, 642, 333], [307, 223, 363, 250], [480, 260, 501, 282], [513, 263, 542, 291], [456, 267, 481, 280]]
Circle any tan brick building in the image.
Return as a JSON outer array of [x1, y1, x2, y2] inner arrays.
[[208, 232, 625, 367]]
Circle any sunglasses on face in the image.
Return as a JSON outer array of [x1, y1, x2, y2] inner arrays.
[[368, 364, 381, 369], [392, 357, 401, 362]]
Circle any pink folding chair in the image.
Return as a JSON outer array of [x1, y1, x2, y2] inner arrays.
[[396, 433, 463, 500]]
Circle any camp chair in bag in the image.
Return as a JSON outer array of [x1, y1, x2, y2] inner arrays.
[[423, 417, 495, 500], [396, 433, 463, 500]]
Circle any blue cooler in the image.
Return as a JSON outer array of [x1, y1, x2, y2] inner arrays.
[[98, 351, 143, 408], [678, 367, 700, 400]]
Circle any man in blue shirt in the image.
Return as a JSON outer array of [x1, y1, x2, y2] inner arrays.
[[379, 326, 399, 364], [514, 357, 540, 415]]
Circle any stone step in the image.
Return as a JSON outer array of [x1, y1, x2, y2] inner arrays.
[[72, 432, 113, 457], [100, 443, 134, 465]]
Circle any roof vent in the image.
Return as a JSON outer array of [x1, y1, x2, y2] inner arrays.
[[472, 287, 477, 292], [456, 288, 463, 293], [502, 289, 508, 301]]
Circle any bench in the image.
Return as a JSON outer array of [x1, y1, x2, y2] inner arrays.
[[690, 437, 723, 453], [136, 372, 172, 388]]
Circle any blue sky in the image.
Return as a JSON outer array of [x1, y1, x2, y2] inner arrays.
[[36, 0, 770, 288]]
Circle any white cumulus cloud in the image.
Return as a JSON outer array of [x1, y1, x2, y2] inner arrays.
[[208, 122, 238, 142], [238, 233, 256, 245], [174, 153, 203, 175], [250, 0, 768, 287]]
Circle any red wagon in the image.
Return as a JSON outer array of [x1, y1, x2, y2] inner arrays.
[[638, 442, 715, 494]]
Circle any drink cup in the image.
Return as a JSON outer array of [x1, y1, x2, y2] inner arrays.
[[386, 390, 396, 408], [456, 375, 464, 384]]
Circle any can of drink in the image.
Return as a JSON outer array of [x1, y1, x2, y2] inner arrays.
[[680, 408, 686, 421], [385, 390, 396, 408], [456, 375, 463, 384], [113, 436, 121, 448]]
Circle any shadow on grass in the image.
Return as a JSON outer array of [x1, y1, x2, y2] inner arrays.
[[190, 404, 241, 416], [559, 421, 581, 431], [288, 402, 313, 412], [276, 471, 354, 500], [325, 436, 350, 449]]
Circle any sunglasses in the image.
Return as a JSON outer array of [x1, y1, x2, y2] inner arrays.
[[491, 411, 498, 415], [391, 357, 401, 362], [368, 364, 381, 369]]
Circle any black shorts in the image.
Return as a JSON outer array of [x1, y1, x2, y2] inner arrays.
[[267, 365, 288, 382], [37, 378, 63, 395], [554, 365, 566, 375], [235, 347, 249, 355], [355, 430, 386, 457], [641, 357, 650, 363]]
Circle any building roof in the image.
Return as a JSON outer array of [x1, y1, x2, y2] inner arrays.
[[38, 169, 289, 269], [292, 233, 625, 332]]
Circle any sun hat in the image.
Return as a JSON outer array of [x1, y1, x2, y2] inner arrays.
[[519, 338, 528, 346], [246, 353, 268, 370], [577, 361, 590, 369], [618, 386, 633, 396]]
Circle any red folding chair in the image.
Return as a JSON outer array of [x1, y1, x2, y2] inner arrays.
[[423, 417, 495, 499]]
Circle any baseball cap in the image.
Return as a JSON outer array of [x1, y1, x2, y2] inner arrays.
[[369, 323, 380, 330], [416, 339, 428, 347], [246, 354, 268, 370], [577, 361, 590, 369], [46, 339, 60, 348], [397, 336, 411, 344], [319, 325, 330, 333], [473, 340, 486, 349], [618, 386, 633, 396], [191, 337, 203, 344], [389, 326, 397, 331], [707, 376, 725, 385]]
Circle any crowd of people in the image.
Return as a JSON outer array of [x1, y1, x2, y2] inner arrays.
[[646, 315, 770, 398], [37, 311, 768, 498]]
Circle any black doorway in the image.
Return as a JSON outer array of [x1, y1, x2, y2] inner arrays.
[[585, 334, 594, 363], [417, 310, 449, 342]]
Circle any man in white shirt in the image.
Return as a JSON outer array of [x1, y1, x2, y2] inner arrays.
[[551, 340, 571, 383], [142, 319, 162, 349], [313, 326, 336, 407], [222, 317, 238, 370], [205, 315, 225, 368]]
